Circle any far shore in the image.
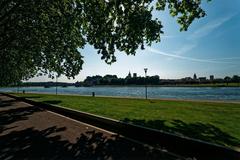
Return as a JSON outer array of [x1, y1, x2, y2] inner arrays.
[[81, 84, 240, 87], [2, 83, 240, 88]]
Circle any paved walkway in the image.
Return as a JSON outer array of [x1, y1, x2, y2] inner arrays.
[[0, 94, 182, 160]]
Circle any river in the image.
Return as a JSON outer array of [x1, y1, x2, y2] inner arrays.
[[1, 86, 240, 101]]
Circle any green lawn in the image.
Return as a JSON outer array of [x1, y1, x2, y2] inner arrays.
[[14, 93, 240, 150]]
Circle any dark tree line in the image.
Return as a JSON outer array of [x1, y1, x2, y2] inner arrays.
[[82, 75, 160, 86], [13, 74, 240, 87], [80, 75, 240, 86]]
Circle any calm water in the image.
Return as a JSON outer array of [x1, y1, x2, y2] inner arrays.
[[1, 86, 240, 101]]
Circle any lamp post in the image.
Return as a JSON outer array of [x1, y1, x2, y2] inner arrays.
[[55, 75, 58, 95], [17, 82, 20, 93], [144, 68, 148, 99]]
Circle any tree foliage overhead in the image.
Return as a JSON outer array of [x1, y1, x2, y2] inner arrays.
[[0, 0, 210, 86]]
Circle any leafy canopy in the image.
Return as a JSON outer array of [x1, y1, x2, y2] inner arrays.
[[0, 0, 210, 86]]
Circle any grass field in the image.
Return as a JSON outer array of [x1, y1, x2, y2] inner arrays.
[[14, 93, 240, 150]]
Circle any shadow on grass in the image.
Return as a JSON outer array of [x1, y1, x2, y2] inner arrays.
[[122, 118, 240, 148], [42, 100, 62, 105], [20, 96, 42, 99]]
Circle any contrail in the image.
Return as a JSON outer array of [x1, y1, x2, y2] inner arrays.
[[146, 47, 238, 64], [208, 57, 240, 61]]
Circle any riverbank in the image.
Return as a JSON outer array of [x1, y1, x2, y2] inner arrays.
[[12, 93, 240, 150]]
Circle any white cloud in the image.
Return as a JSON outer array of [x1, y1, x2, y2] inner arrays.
[[165, 43, 197, 61], [189, 14, 236, 40], [173, 43, 197, 56], [146, 47, 237, 64], [208, 57, 240, 61], [166, 14, 237, 60]]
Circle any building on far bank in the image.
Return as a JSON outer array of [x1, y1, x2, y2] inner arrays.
[[133, 73, 137, 78], [182, 77, 193, 81], [210, 75, 214, 81], [199, 77, 207, 82], [126, 71, 132, 79], [193, 73, 197, 81]]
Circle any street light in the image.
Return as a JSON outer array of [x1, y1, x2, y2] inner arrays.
[[56, 75, 58, 95], [144, 68, 148, 99]]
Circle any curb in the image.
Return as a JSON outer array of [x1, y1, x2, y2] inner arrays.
[[2, 93, 240, 160]]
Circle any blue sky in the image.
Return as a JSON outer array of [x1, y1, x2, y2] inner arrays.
[[30, 0, 240, 82]]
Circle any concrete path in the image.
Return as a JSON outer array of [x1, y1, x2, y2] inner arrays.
[[0, 94, 182, 160]]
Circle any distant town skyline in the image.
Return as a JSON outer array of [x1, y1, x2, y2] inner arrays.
[[22, 73, 240, 88], [28, 71, 239, 83], [28, 0, 240, 83]]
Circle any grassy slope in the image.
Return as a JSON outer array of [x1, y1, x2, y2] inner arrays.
[[14, 93, 240, 149]]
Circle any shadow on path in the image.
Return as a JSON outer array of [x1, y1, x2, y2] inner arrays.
[[0, 99, 20, 108], [0, 106, 43, 133], [0, 126, 179, 160], [0, 95, 180, 160]]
